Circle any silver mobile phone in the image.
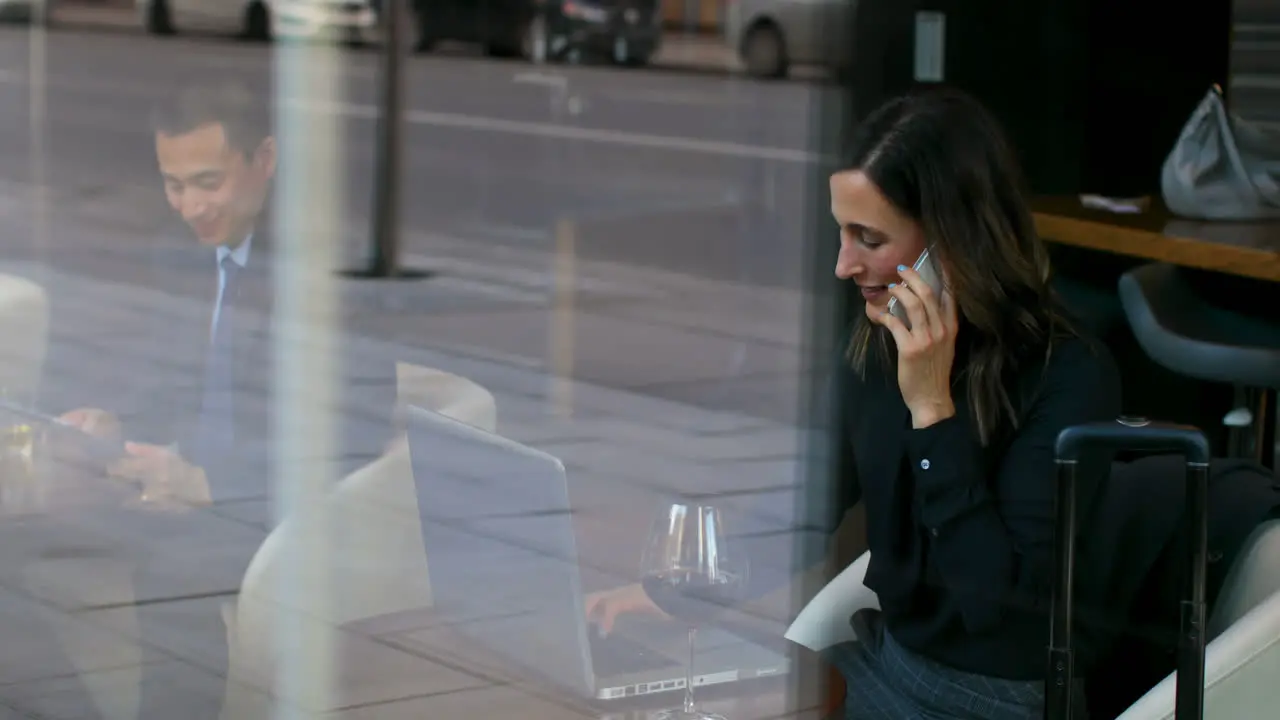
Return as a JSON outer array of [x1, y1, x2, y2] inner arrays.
[[887, 248, 944, 329]]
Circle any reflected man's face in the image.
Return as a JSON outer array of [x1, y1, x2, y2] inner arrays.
[[155, 122, 275, 248]]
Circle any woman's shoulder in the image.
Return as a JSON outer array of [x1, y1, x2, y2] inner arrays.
[[1048, 328, 1117, 369], [1035, 329, 1122, 399]]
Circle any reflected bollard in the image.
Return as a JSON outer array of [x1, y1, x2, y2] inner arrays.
[[344, 0, 431, 281], [368, 0, 402, 276], [28, 0, 51, 274]]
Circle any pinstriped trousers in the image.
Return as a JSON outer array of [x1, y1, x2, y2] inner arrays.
[[823, 610, 1049, 720]]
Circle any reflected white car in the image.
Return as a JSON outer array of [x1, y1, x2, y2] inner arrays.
[[134, 0, 378, 42], [724, 0, 853, 79]]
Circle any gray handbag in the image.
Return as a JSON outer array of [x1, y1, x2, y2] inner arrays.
[[1160, 86, 1280, 221]]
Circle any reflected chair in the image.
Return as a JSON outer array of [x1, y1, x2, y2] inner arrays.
[[393, 361, 498, 435], [219, 364, 497, 715], [0, 272, 49, 513], [0, 272, 50, 408], [1118, 519, 1280, 719], [785, 550, 878, 718], [5, 274, 144, 720]]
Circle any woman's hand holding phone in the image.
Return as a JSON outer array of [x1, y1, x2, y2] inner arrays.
[[867, 263, 959, 429], [886, 250, 944, 330]]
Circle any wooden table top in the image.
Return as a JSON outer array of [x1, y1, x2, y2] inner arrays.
[[1032, 195, 1280, 282]]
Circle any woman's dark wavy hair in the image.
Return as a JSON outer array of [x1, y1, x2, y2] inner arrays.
[[844, 87, 1076, 445]]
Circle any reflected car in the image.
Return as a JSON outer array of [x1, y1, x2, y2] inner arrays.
[[0, 0, 48, 22], [412, 0, 662, 67], [135, 0, 378, 42], [724, 0, 853, 79]]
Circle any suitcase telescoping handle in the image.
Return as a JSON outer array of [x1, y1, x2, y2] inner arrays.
[[1045, 418, 1211, 720]]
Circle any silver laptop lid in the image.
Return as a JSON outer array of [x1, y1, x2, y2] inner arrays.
[[405, 405, 596, 696]]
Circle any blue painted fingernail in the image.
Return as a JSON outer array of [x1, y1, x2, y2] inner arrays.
[[888, 283, 897, 288], [897, 265, 907, 272]]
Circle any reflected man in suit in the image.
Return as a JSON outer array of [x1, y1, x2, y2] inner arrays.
[[48, 79, 395, 718], [60, 80, 279, 507], [61, 80, 398, 507]]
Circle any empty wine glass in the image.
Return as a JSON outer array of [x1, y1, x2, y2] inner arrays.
[[640, 502, 747, 720]]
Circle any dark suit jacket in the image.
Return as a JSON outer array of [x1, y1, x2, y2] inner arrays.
[[33, 222, 397, 720], [41, 227, 397, 515]]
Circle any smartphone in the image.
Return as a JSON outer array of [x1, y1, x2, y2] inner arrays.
[[886, 247, 945, 329]]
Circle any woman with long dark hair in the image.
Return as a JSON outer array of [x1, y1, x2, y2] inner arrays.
[[587, 88, 1120, 718]]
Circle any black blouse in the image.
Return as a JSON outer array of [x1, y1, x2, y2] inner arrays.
[[742, 331, 1121, 680]]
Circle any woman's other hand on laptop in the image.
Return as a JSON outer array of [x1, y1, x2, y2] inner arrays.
[[585, 583, 670, 636]]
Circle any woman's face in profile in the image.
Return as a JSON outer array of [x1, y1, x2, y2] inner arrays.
[[829, 170, 927, 309]]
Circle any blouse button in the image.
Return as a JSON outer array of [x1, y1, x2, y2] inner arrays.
[[920, 458, 931, 470]]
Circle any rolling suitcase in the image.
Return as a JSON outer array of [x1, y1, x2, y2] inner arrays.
[[1046, 419, 1212, 720]]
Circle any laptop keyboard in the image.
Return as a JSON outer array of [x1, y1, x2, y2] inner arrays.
[[588, 631, 681, 676]]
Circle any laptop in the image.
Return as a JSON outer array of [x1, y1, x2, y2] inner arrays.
[[404, 405, 792, 701]]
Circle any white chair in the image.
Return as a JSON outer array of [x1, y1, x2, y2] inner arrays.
[[784, 550, 877, 652], [394, 361, 498, 434], [0, 273, 49, 404], [220, 365, 497, 714], [3, 275, 142, 720], [794, 520, 1280, 719], [1118, 518, 1280, 719], [0, 273, 49, 515]]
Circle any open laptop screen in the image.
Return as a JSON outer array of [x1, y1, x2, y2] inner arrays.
[[405, 406, 595, 696]]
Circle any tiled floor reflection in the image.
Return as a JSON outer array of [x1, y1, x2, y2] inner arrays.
[[5, 660, 233, 720], [0, 236, 824, 717], [0, 248, 819, 717]]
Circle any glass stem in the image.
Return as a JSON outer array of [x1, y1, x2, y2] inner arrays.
[[683, 626, 697, 714]]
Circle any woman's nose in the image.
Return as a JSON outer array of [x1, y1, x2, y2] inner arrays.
[[835, 245, 861, 279]]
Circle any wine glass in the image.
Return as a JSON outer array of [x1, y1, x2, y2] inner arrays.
[[640, 502, 747, 720], [0, 388, 44, 515]]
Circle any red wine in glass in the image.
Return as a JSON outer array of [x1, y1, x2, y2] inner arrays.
[[641, 570, 745, 627], [639, 503, 747, 720]]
